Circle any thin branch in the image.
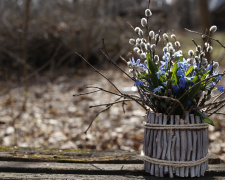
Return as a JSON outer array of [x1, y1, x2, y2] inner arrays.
[[73, 90, 101, 97], [100, 38, 134, 81], [84, 105, 112, 134], [185, 28, 225, 48], [89, 99, 134, 108], [75, 52, 122, 94]]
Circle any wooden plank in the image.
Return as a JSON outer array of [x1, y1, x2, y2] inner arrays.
[[0, 162, 224, 177], [0, 173, 225, 180]]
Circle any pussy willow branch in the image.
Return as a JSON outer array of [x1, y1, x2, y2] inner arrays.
[[185, 28, 225, 48], [100, 38, 134, 81]]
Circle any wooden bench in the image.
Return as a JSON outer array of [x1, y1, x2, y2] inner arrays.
[[0, 146, 224, 179]]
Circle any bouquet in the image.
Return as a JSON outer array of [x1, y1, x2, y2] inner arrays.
[[75, 1, 225, 132]]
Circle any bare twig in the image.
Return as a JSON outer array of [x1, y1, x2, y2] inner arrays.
[[75, 52, 122, 94], [89, 99, 135, 108], [185, 28, 225, 48]]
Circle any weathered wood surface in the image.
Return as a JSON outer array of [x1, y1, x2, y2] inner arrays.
[[0, 146, 224, 179]]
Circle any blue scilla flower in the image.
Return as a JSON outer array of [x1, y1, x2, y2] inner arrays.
[[156, 70, 166, 79], [187, 100, 192, 106], [190, 81, 194, 86], [153, 86, 163, 93], [134, 80, 143, 86], [172, 85, 179, 94], [216, 75, 222, 81], [206, 64, 212, 71], [179, 76, 186, 88], [131, 57, 141, 68], [217, 85, 224, 92], [177, 68, 184, 76], [173, 50, 183, 58], [209, 82, 216, 87]]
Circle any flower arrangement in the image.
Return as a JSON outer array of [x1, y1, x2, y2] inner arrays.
[[126, 9, 225, 126], [75, 1, 225, 130]]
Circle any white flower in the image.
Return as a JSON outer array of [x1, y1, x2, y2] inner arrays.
[[210, 25, 217, 33], [145, 9, 152, 17], [141, 18, 147, 27], [129, 38, 136, 45]]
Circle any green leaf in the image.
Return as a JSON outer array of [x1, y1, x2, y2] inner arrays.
[[194, 109, 214, 126], [171, 61, 178, 85], [185, 66, 193, 76], [146, 53, 159, 87]]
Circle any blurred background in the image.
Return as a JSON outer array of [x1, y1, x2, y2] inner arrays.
[[0, 0, 225, 161]]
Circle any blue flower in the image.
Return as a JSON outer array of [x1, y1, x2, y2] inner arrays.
[[209, 82, 216, 87], [134, 80, 143, 86], [153, 86, 163, 94], [190, 82, 194, 86], [177, 68, 184, 76], [156, 70, 166, 79], [179, 76, 186, 88], [172, 85, 179, 94], [216, 75, 222, 81], [173, 50, 183, 58], [206, 64, 212, 71], [187, 100, 192, 106], [217, 86, 224, 92]]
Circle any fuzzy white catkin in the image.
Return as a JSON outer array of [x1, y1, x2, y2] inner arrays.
[[163, 33, 168, 40], [140, 53, 146, 59], [141, 18, 147, 27], [146, 43, 151, 50], [136, 38, 141, 45], [134, 27, 140, 34], [140, 42, 146, 50], [149, 31, 155, 39], [145, 9, 152, 17], [213, 62, 219, 69], [154, 55, 159, 62], [155, 34, 161, 42], [175, 41, 180, 48], [207, 46, 213, 52], [163, 47, 168, 52], [129, 38, 136, 45], [133, 47, 139, 52], [188, 50, 194, 56], [138, 29, 144, 36], [171, 34, 176, 39], [169, 46, 174, 53], [210, 25, 217, 33], [151, 44, 156, 51]]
